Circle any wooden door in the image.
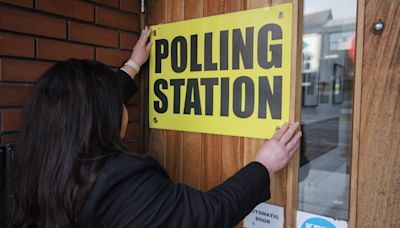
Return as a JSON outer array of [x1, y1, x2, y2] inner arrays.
[[146, 0, 303, 227], [349, 0, 400, 227], [144, 0, 400, 227]]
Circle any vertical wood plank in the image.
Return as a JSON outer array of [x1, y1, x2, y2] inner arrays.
[[203, 0, 224, 16], [356, 0, 400, 226], [165, 0, 185, 22], [272, 0, 291, 5], [164, 0, 185, 182], [221, 136, 243, 182], [223, 0, 245, 13], [182, 132, 202, 188], [200, 0, 225, 191], [284, 0, 303, 226], [184, 0, 203, 19], [246, 0, 268, 10], [147, 0, 167, 166], [220, 0, 245, 186], [201, 134, 222, 190], [242, 1, 266, 168], [348, 0, 365, 227], [182, 0, 203, 189], [166, 130, 184, 182]]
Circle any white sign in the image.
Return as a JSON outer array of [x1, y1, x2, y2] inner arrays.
[[297, 211, 348, 228], [302, 33, 321, 72], [244, 203, 284, 228]]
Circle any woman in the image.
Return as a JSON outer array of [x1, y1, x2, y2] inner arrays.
[[6, 27, 301, 228]]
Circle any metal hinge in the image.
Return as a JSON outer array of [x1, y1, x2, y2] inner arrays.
[[141, 0, 145, 13]]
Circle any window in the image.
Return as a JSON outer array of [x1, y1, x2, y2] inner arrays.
[[298, 0, 357, 224]]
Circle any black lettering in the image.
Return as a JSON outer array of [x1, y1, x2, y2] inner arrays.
[[256, 217, 268, 223], [200, 78, 218, 115], [154, 79, 168, 113], [220, 77, 229, 116], [171, 36, 187, 73], [170, 79, 185, 113], [184, 79, 202, 115], [258, 24, 283, 69], [220, 30, 229, 70], [233, 76, 254, 118], [204, 32, 218, 71], [232, 27, 254, 69], [190, 35, 202, 71], [155, 39, 168, 73], [258, 76, 282, 119]]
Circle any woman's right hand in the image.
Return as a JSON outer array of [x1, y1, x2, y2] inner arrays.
[[255, 122, 302, 175], [130, 26, 152, 67]]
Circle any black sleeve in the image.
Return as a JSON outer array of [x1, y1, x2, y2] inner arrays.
[[115, 69, 138, 104], [96, 162, 270, 228]]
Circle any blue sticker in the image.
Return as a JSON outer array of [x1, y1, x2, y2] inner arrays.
[[301, 217, 336, 228]]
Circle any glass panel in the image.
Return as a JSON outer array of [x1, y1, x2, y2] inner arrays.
[[298, 0, 357, 221]]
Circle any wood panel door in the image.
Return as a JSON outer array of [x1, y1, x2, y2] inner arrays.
[[144, 0, 400, 227], [146, 0, 303, 227], [349, 0, 400, 227]]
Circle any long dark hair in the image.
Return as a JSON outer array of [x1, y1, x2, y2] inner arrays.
[[7, 59, 128, 227]]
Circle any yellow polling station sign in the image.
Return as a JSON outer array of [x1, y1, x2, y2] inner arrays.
[[149, 3, 292, 139]]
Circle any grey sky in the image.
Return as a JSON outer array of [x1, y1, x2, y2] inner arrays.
[[304, 0, 357, 19]]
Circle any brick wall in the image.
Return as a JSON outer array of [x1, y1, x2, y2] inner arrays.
[[0, 0, 143, 151]]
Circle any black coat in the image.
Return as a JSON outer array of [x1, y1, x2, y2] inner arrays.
[[77, 70, 271, 228]]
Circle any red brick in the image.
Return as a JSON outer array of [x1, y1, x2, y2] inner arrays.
[[0, 84, 32, 107], [93, 0, 119, 8], [127, 105, 140, 122], [0, 0, 33, 8], [96, 7, 139, 32], [96, 47, 130, 67], [1, 134, 18, 144], [0, 32, 34, 57], [120, 0, 140, 13], [69, 22, 118, 48], [0, 7, 66, 39], [2, 109, 23, 131], [36, 0, 94, 22], [119, 31, 138, 50], [0, 59, 53, 82], [123, 123, 140, 140], [37, 39, 94, 61]]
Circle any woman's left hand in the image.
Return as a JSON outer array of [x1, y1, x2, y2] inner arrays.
[[130, 26, 152, 67]]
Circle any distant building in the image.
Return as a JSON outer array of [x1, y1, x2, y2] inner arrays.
[[302, 10, 355, 110]]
